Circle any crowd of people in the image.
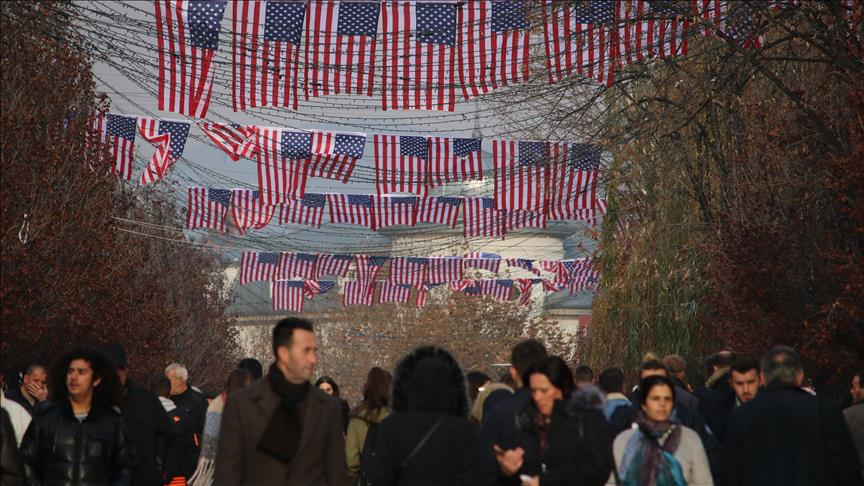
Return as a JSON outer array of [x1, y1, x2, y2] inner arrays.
[[1, 317, 862, 486]]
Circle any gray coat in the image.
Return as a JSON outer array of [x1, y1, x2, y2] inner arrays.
[[213, 379, 351, 486]]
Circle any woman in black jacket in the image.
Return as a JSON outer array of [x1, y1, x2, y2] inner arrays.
[[20, 346, 138, 485], [369, 346, 480, 486], [510, 356, 613, 486]]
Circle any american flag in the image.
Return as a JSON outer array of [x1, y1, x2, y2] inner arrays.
[[343, 280, 374, 306], [516, 278, 535, 306], [639, 0, 688, 60], [304, 1, 380, 98], [723, 1, 769, 48], [693, 0, 724, 37], [198, 122, 257, 161], [280, 193, 326, 227], [239, 251, 281, 285], [542, 0, 618, 86], [503, 209, 547, 231], [568, 274, 600, 294], [85, 112, 108, 170], [279, 252, 319, 280], [464, 197, 506, 238], [374, 135, 429, 196], [506, 258, 540, 276], [417, 196, 463, 227], [103, 114, 137, 180], [459, 1, 530, 100], [378, 282, 412, 304], [493, 140, 548, 212], [371, 196, 419, 229], [427, 256, 463, 284], [542, 278, 568, 293], [316, 253, 354, 277], [390, 257, 428, 287], [305, 279, 337, 297], [461, 280, 482, 296], [186, 187, 230, 232], [481, 279, 514, 301], [381, 1, 458, 111], [232, 0, 304, 111], [307, 131, 366, 183], [272, 280, 306, 312], [256, 127, 310, 205], [354, 255, 389, 291], [548, 142, 601, 220], [155, 0, 226, 117], [463, 251, 502, 273], [231, 189, 276, 235], [428, 137, 483, 186], [327, 194, 374, 227], [137, 117, 191, 185], [416, 282, 442, 308]]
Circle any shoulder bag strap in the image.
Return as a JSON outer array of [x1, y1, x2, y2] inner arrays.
[[399, 417, 444, 470]]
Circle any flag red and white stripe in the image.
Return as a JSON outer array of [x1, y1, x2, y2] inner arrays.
[[231, 0, 303, 111], [136, 117, 190, 185], [198, 122, 257, 161], [186, 187, 230, 232], [279, 193, 326, 228], [343, 280, 374, 306], [373, 135, 429, 196], [463, 197, 506, 238], [547, 142, 600, 220], [389, 257, 428, 287], [503, 210, 547, 232], [231, 189, 276, 235], [326, 194, 375, 228], [378, 282, 412, 304], [380, 1, 457, 111], [272, 280, 306, 312], [463, 252, 502, 273], [371, 196, 419, 229], [493, 140, 548, 212], [304, 0, 379, 99], [516, 278, 535, 306], [278, 253, 319, 280], [154, 0, 226, 117], [428, 137, 483, 186], [427, 257, 463, 284], [317, 254, 354, 277], [239, 251, 281, 285], [542, 1, 618, 86], [481, 279, 514, 301], [256, 127, 309, 205], [306, 130, 365, 183], [417, 196, 462, 227], [458, 1, 530, 100], [354, 255, 390, 290]]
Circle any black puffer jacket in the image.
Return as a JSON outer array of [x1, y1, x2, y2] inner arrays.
[[517, 386, 613, 486], [369, 346, 480, 486], [20, 400, 138, 486]]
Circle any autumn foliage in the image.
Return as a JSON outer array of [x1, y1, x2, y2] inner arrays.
[[1, 3, 239, 390]]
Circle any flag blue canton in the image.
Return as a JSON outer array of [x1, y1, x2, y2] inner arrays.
[[407, 257, 429, 265], [496, 279, 514, 288], [400, 136, 429, 159], [518, 141, 548, 166], [259, 252, 280, 265], [513, 258, 534, 267], [416, 2, 457, 47], [569, 144, 601, 170], [648, 0, 686, 17], [296, 253, 318, 263], [391, 196, 418, 205], [492, 1, 528, 32], [332, 254, 354, 262], [159, 121, 190, 159], [464, 282, 481, 295], [264, 0, 306, 44], [482, 198, 497, 209], [106, 114, 137, 140], [436, 196, 463, 207], [727, 2, 766, 42], [562, 261, 577, 273], [318, 281, 337, 293], [188, 0, 227, 49], [348, 194, 373, 207], [301, 193, 326, 208], [208, 188, 232, 206], [281, 280, 306, 288], [334, 134, 366, 158], [454, 138, 481, 157], [337, 1, 380, 36], [571, 0, 616, 24], [281, 131, 313, 158], [368, 256, 389, 267], [398, 283, 412, 289]]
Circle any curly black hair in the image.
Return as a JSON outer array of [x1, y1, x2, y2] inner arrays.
[[48, 345, 122, 413]]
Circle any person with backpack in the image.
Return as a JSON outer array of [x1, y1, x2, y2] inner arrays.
[[346, 367, 392, 485]]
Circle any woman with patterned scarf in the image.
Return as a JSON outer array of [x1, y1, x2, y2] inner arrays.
[[608, 375, 713, 486]]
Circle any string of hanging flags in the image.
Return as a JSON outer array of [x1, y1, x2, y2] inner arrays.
[[152, 0, 786, 117]]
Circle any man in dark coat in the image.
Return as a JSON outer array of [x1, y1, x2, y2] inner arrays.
[[166, 362, 208, 466], [103, 343, 182, 486], [479, 339, 547, 486], [699, 355, 760, 445], [150, 375, 197, 481], [4, 364, 47, 416], [214, 318, 350, 486], [369, 346, 480, 486], [724, 345, 863, 486]]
